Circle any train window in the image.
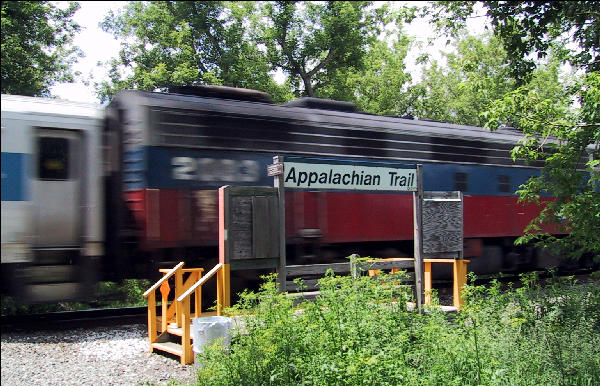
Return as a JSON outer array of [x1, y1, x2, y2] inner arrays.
[[454, 172, 468, 191], [498, 174, 511, 193], [38, 137, 69, 180]]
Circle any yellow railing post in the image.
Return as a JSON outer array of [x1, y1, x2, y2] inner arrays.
[[222, 263, 231, 309], [175, 268, 183, 327], [216, 267, 223, 316], [147, 292, 157, 352], [424, 261, 432, 305], [453, 259, 469, 309], [194, 274, 202, 318], [180, 296, 192, 365], [160, 281, 170, 331]]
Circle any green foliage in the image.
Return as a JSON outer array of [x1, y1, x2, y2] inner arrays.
[[410, 33, 517, 125], [344, 38, 413, 116], [485, 71, 600, 258], [98, 1, 289, 102], [1, 1, 82, 96], [259, 1, 390, 98], [97, 1, 407, 102], [421, 2, 598, 258], [195, 270, 600, 385], [427, 1, 600, 81]]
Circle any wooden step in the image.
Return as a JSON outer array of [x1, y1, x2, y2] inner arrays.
[[167, 326, 184, 336], [151, 341, 183, 357]]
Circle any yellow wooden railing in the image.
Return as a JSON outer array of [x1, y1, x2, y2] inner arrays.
[[175, 262, 230, 364], [143, 263, 205, 337], [359, 257, 470, 309], [143, 261, 231, 365]]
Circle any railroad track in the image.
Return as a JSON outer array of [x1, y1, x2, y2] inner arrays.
[[2, 269, 596, 332], [1, 306, 149, 332]]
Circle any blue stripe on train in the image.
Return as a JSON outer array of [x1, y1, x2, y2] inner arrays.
[[130, 146, 539, 196], [1, 152, 28, 201]]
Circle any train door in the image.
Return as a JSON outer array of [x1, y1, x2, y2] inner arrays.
[[32, 129, 81, 247]]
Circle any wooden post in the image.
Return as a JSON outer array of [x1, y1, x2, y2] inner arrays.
[[175, 266, 183, 327], [273, 156, 287, 292], [413, 164, 424, 313], [180, 296, 192, 365], [194, 271, 201, 318], [453, 259, 468, 309], [216, 265, 223, 316], [160, 281, 170, 331], [147, 292, 157, 352], [222, 263, 231, 309], [424, 261, 432, 305], [350, 254, 360, 279]]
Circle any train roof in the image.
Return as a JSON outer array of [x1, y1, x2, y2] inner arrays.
[[1, 94, 103, 120], [108, 89, 523, 146], [107, 89, 549, 168]]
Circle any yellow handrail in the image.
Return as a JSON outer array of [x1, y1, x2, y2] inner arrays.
[[143, 261, 184, 297], [175, 262, 229, 364], [144, 261, 230, 365], [177, 263, 222, 302]]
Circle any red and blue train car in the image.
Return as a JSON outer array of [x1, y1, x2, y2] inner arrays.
[[103, 86, 562, 280]]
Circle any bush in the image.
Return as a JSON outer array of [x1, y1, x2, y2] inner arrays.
[[195, 270, 600, 385]]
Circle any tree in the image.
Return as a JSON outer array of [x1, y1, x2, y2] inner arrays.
[[346, 37, 413, 116], [427, 1, 600, 83], [259, 1, 390, 98], [426, 2, 599, 258], [1, 1, 81, 96], [484, 71, 599, 258], [98, 1, 290, 102], [410, 33, 517, 126]]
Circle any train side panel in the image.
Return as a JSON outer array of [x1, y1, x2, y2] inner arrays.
[[104, 90, 568, 276], [1, 95, 104, 302], [1, 110, 33, 264]]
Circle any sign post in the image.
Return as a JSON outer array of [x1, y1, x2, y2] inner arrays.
[[413, 165, 424, 313], [268, 156, 423, 309], [271, 156, 287, 292]]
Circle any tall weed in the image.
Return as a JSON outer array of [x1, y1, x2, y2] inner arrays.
[[195, 270, 600, 385]]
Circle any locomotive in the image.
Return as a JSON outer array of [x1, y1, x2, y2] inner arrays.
[[0, 86, 574, 304]]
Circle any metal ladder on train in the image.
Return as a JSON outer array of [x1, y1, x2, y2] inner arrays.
[[142, 262, 230, 365]]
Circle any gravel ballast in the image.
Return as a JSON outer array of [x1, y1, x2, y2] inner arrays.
[[1, 324, 197, 385]]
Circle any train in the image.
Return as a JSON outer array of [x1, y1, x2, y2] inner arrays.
[[0, 86, 586, 304]]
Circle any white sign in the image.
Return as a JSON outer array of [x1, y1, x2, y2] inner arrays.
[[283, 162, 417, 191]]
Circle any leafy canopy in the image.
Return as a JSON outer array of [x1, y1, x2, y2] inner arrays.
[[98, 1, 289, 102], [427, 1, 599, 258], [259, 1, 390, 98], [427, 1, 600, 83], [98, 1, 404, 102], [1, 1, 81, 96]]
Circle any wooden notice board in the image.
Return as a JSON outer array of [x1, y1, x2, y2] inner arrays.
[[219, 186, 280, 271], [422, 191, 463, 257]]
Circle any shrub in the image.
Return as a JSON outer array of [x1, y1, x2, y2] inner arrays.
[[195, 270, 600, 385]]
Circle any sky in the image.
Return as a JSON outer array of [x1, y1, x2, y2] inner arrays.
[[50, 1, 122, 104], [49, 1, 487, 105]]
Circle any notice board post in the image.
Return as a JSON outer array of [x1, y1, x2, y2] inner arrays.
[[271, 156, 287, 292], [269, 156, 423, 310], [413, 164, 424, 313]]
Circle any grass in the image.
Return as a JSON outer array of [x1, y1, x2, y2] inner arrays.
[[193, 269, 600, 385]]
